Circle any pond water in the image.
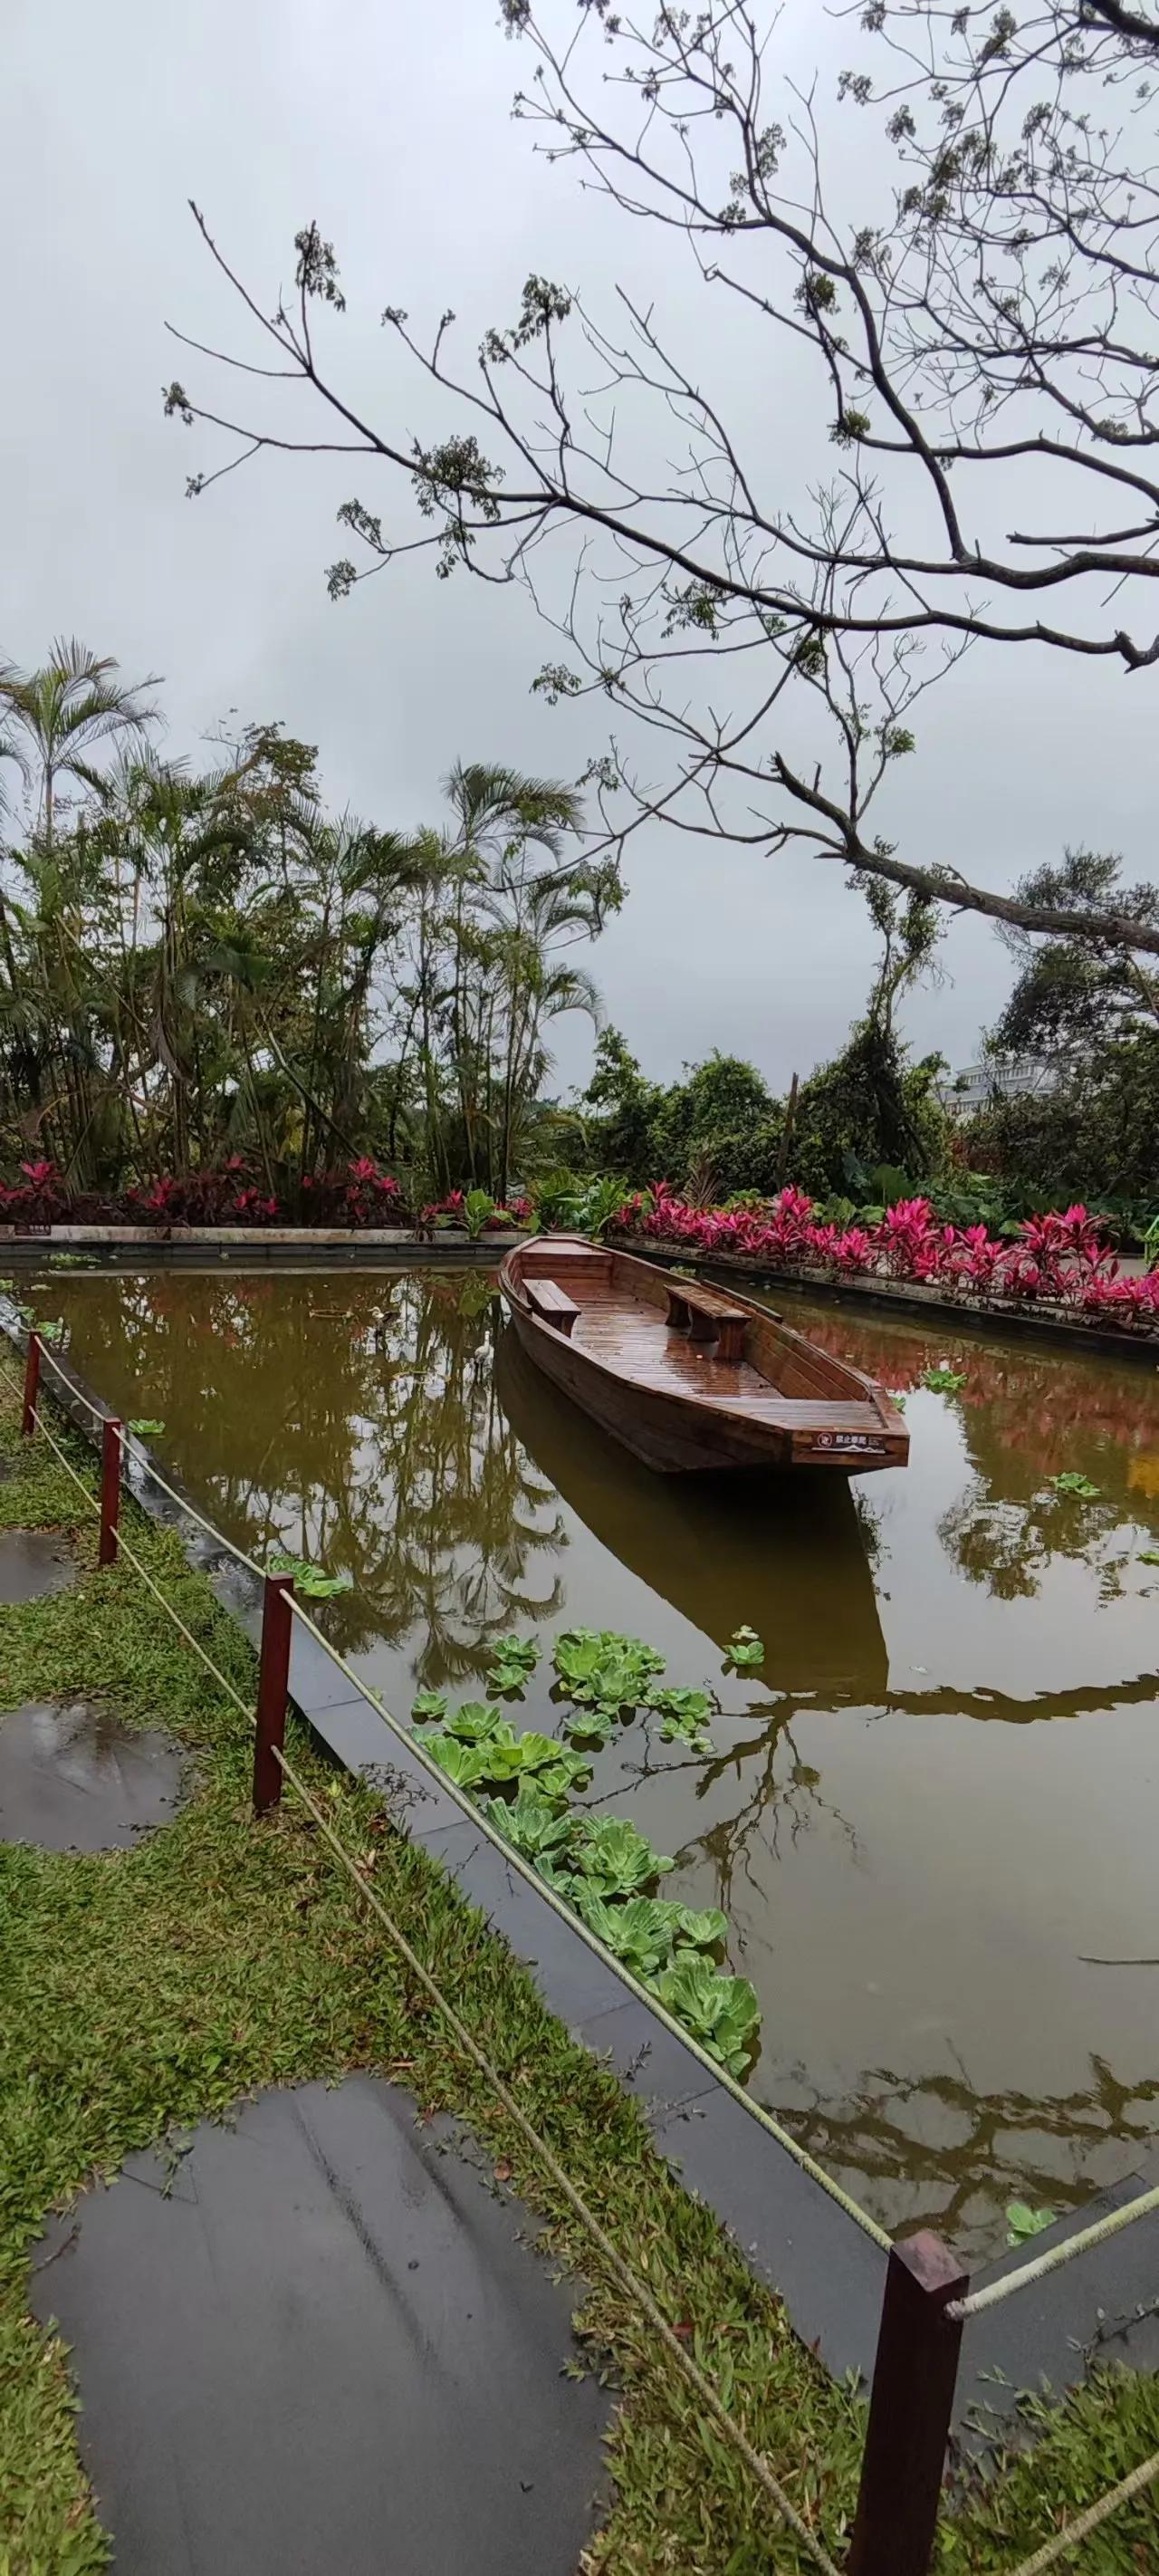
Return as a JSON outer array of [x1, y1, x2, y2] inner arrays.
[[31, 1264, 1159, 2258]]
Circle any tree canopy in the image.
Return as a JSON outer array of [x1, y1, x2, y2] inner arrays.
[[0, 645, 612, 1202]]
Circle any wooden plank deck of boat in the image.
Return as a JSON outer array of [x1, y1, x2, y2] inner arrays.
[[569, 1291, 886, 1434]]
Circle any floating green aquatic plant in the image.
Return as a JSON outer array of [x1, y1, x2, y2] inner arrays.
[[263, 1550, 352, 1599]]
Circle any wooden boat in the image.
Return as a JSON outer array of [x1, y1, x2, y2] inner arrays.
[[496, 1237, 909, 1475]]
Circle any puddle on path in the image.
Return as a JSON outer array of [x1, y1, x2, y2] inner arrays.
[[0, 1701, 185, 1850]]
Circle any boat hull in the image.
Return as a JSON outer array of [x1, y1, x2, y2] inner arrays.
[[503, 1297, 792, 1470]]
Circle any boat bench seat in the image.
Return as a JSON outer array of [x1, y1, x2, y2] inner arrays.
[[526, 1278, 580, 1336], [665, 1279, 747, 1363]]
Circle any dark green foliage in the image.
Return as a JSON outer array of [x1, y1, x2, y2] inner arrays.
[[963, 851, 1159, 1212], [580, 1030, 664, 1177], [964, 1034, 1159, 1212], [580, 1023, 948, 1199], [793, 1022, 949, 1197], [647, 1053, 777, 1182]]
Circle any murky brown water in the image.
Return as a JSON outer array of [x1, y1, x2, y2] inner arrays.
[[33, 1264, 1159, 2256]]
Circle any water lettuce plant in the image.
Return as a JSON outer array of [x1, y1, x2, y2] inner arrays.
[[442, 1700, 508, 1744], [1007, 2200, 1056, 2246], [553, 1627, 666, 1709], [652, 1952, 761, 2078], [417, 1628, 761, 2071], [426, 1711, 591, 1794], [647, 1686, 713, 1747], [921, 1366, 967, 1393], [426, 1735, 489, 1789], [571, 1815, 674, 1897], [486, 1632, 541, 1695], [570, 1893, 730, 1979], [263, 1549, 352, 1599], [1048, 1471, 1101, 1498], [128, 1418, 166, 1438], [563, 1701, 619, 1747], [482, 1781, 576, 1872]]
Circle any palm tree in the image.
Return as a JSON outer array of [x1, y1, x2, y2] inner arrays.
[[0, 638, 159, 846], [103, 752, 261, 1170], [428, 762, 604, 1194]]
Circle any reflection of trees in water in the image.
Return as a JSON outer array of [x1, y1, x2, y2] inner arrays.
[[617, 1700, 863, 1927], [799, 1303, 1159, 1471], [771, 2052, 1159, 2257], [62, 1272, 567, 1685], [936, 1483, 1136, 1605], [795, 1299, 1159, 1599]]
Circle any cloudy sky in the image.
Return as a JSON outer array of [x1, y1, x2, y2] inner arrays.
[[5, 0, 1153, 1100]]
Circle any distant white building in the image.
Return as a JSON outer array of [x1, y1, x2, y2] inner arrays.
[[938, 1057, 1060, 1118]]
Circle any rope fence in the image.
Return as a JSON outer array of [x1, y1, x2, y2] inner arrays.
[[5, 1322, 1159, 2576], [0, 1336, 845, 2576], [950, 2184, 1159, 2322], [23, 1331, 896, 2252]]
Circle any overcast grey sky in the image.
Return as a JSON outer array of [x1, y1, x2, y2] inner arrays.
[[5, 0, 1154, 1100]]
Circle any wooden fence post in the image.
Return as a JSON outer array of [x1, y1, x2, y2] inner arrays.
[[846, 2232, 968, 2576], [253, 1573, 295, 1816], [21, 1331, 41, 1437], [99, 1418, 122, 1566]]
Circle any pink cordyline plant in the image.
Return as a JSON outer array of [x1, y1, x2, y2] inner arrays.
[[622, 1182, 1154, 1335]]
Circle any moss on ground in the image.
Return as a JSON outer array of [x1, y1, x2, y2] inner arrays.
[[0, 1383, 1154, 2572]]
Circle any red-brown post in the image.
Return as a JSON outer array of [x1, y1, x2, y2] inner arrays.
[[253, 1572, 294, 1816], [846, 2232, 968, 2576], [99, 1418, 122, 1566], [21, 1331, 41, 1437]]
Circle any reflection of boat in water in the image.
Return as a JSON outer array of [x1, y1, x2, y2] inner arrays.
[[497, 1237, 908, 1475], [495, 1325, 890, 1698]]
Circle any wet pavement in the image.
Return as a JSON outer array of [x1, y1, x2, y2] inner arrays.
[[32, 2077, 610, 2575], [0, 1701, 185, 1850], [0, 1527, 76, 1603]]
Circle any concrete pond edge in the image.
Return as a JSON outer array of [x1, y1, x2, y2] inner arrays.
[[2, 1219, 1157, 1357], [5, 1318, 1159, 2444]]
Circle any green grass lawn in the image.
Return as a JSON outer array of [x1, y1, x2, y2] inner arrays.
[[0, 1383, 1154, 2573]]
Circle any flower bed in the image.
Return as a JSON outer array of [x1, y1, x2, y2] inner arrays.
[[611, 1183, 1159, 1338], [0, 1157, 417, 1231]]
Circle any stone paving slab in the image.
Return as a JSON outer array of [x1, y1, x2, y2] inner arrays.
[[0, 1702, 184, 1850], [31, 2078, 611, 2576]]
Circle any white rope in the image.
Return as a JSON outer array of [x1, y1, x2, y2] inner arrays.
[[34, 1341, 263, 1581], [952, 2183, 1159, 2320], [272, 1735, 846, 2576], [998, 2446, 1159, 2575], [0, 1364, 254, 1728]]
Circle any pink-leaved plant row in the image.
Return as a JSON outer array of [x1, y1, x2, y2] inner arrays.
[[608, 1183, 1159, 1331]]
